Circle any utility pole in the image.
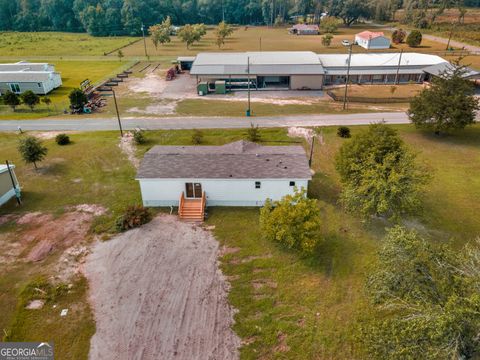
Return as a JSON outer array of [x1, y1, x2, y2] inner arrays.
[[259, 37, 262, 51], [141, 23, 148, 58], [112, 89, 123, 137], [343, 44, 353, 110], [246, 56, 251, 116], [394, 49, 403, 85], [308, 136, 315, 167]]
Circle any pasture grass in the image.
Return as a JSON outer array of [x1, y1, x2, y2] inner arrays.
[[0, 32, 138, 56]]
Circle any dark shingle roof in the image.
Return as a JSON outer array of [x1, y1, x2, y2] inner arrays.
[[136, 140, 312, 179]]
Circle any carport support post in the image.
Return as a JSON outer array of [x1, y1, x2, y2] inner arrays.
[[6, 160, 21, 205], [112, 89, 123, 137], [394, 49, 403, 85], [343, 44, 353, 110]]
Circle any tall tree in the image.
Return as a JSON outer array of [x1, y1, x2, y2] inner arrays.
[[214, 21, 235, 48], [408, 64, 479, 133], [149, 16, 172, 50], [360, 226, 480, 359], [335, 123, 430, 220], [327, 0, 373, 26]]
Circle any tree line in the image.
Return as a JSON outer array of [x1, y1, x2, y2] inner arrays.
[[1, 0, 478, 36]]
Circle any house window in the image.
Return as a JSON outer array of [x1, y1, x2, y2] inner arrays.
[[9, 83, 20, 93], [255, 181, 261, 189], [289, 181, 295, 187], [37, 83, 42, 87]]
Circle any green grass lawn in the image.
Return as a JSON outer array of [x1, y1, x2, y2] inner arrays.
[[1, 124, 479, 359], [0, 60, 132, 120], [119, 24, 455, 59], [0, 32, 138, 56]]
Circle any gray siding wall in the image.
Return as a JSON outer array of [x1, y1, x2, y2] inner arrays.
[[0, 81, 47, 95]]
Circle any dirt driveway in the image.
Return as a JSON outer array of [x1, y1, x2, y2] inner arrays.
[[85, 215, 240, 360]]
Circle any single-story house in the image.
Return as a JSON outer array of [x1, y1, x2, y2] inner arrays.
[[190, 51, 325, 90], [355, 31, 391, 50], [136, 140, 312, 209], [319, 52, 447, 85], [0, 164, 20, 206], [289, 24, 320, 35], [188, 51, 448, 90], [0, 61, 62, 95]]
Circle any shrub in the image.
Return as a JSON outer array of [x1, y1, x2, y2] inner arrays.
[[391, 29, 406, 44], [3, 90, 21, 111], [191, 129, 204, 144], [116, 205, 152, 231], [55, 133, 71, 145], [337, 126, 351, 138], [20, 90, 40, 110], [321, 33, 333, 47], [69, 88, 87, 110], [18, 136, 48, 170], [406, 30, 422, 47], [247, 123, 261, 142], [133, 129, 147, 144], [260, 188, 321, 253]]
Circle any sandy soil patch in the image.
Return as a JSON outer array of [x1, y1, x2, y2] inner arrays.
[[118, 132, 140, 169], [128, 72, 168, 94], [85, 215, 240, 360], [127, 103, 177, 115], [288, 126, 314, 140], [34, 131, 77, 140]]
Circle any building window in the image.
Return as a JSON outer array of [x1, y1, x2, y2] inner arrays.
[[289, 181, 295, 187], [255, 181, 261, 189], [37, 83, 42, 87], [9, 83, 20, 93]]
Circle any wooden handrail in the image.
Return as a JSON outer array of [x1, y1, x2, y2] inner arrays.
[[179, 191, 185, 215], [200, 191, 206, 219]]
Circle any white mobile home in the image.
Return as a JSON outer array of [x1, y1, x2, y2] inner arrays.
[[0, 61, 62, 95], [355, 31, 391, 50], [136, 140, 312, 208], [0, 164, 20, 206]]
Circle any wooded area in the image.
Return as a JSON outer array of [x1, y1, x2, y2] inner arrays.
[[0, 0, 479, 36]]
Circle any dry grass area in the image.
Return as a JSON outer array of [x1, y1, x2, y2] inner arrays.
[[119, 25, 454, 59], [329, 84, 425, 99]]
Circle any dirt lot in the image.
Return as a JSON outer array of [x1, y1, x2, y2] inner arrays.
[[85, 215, 240, 360]]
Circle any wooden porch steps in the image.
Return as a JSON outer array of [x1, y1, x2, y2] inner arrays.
[[178, 192, 206, 222]]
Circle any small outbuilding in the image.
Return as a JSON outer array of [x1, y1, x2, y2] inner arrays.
[[290, 24, 320, 35], [136, 140, 312, 211], [355, 31, 391, 50], [0, 164, 20, 206]]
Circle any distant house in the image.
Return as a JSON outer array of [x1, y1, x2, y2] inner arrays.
[[290, 24, 320, 35], [0, 61, 62, 95], [0, 164, 19, 206], [136, 140, 312, 214], [355, 31, 391, 50]]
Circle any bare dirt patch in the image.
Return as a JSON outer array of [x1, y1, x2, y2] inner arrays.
[[288, 126, 314, 140], [128, 72, 168, 94], [118, 132, 140, 169], [34, 131, 77, 140], [85, 215, 240, 360]]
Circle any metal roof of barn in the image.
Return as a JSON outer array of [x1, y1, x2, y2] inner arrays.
[[136, 140, 312, 180], [318, 53, 447, 68], [190, 51, 325, 75]]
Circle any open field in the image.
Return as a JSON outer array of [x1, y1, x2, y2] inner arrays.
[[119, 25, 461, 59], [0, 32, 138, 57], [1, 124, 480, 358]]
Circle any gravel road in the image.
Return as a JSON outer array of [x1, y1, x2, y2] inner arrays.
[[85, 215, 240, 360]]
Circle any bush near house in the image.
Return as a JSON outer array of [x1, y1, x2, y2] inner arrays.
[[260, 188, 322, 253], [246, 123, 261, 142], [3, 91, 21, 111], [18, 136, 48, 170], [391, 29, 407, 44], [337, 126, 351, 138], [191, 129, 204, 144], [20, 91, 40, 110], [116, 205, 152, 231], [133, 129, 147, 144]]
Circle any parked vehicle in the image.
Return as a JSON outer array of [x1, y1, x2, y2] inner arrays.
[[342, 40, 350, 46]]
